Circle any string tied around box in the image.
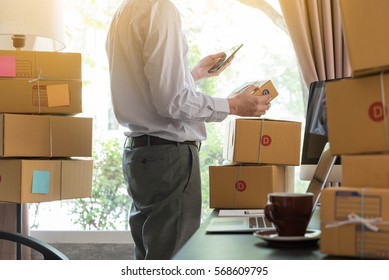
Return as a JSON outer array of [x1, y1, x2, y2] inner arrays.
[[28, 68, 48, 114], [325, 213, 385, 232]]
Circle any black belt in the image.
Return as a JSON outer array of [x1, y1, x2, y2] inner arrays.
[[125, 135, 201, 150]]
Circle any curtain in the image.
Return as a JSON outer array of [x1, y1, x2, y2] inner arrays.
[[0, 203, 31, 260], [278, 0, 351, 92]]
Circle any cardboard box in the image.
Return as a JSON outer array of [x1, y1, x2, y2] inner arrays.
[[342, 154, 389, 189], [0, 50, 82, 114], [0, 159, 93, 203], [326, 75, 389, 155], [320, 187, 389, 259], [229, 80, 278, 101], [223, 118, 301, 165], [0, 114, 93, 157], [61, 159, 94, 200], [339, 0, 389, 77], [209, 165, 286, 209]]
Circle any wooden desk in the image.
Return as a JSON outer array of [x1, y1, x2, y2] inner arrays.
[[173, 207, 343, 260]]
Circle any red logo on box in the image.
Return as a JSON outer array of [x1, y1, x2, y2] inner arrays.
[[262, 89, 270, 96], [235, 180, 247, 192], [369, 102, 387, 122], [261, 135, 272, 146]]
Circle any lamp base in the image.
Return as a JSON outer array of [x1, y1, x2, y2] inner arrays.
[[12, 34, 26, 50]]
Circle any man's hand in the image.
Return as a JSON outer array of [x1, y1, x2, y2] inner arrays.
[[191, 52, 233, 81], [227, 85, 271, 117]]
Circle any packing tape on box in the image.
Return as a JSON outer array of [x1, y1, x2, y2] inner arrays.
[[257, 118, 265, 163], [49, 116, 53, 157], [233, 163, 243, 208], [232, 118, 266, 208], [380, 72, 389, 151]]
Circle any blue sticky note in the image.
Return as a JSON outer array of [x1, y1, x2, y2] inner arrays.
[[32, 170, 50, 194]]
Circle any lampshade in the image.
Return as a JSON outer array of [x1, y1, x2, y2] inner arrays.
[[0, 0, 66, 51]]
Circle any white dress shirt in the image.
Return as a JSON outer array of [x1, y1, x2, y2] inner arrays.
[[105, 0, 230, 142]]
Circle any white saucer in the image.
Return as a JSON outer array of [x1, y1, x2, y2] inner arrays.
[[253, 229, 321, 247]]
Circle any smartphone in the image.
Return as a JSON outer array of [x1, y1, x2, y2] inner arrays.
[[208, 44, 243, 73]]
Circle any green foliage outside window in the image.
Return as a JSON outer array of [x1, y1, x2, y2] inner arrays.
[[70, 137, 131, 230]]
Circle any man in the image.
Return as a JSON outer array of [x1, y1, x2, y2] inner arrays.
[[106, 0, 271, 260]]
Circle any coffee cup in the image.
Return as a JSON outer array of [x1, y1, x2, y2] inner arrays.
[[264, 192, 313, 236]]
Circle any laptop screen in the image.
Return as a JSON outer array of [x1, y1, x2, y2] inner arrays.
[[306, 142, 337, 215]]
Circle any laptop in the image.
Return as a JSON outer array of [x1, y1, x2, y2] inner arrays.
[[205, 143, 337, 233]]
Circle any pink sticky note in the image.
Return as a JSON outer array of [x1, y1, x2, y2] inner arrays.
[[0, 56, 16, 77]]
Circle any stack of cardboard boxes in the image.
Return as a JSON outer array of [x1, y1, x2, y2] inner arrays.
[[208, 81, 302, 209], [0, 50, 93, 204], [320, 0, 389, 259]]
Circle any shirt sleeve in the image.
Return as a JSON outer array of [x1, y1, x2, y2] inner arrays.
[[142, 1, 229, 123]]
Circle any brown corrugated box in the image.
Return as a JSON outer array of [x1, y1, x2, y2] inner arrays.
[[0, 114, 93, 157], [326, 75, 389, 155], [339, 0, 389, 77], [223, 118, 301, 165], [61, 159, 94, 200], [229, 80, 278, 101], [0, 159, 93, 203], [320, 187, 389, 259], [342, 154, 389, 189], [0, 50, 82, 114], [209, 164, 286, 209]]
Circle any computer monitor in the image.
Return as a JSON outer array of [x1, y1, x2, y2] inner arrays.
[[300, 80, 342, 183]]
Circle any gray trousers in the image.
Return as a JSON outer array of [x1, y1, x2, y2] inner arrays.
[[122, 143, 201, 260]]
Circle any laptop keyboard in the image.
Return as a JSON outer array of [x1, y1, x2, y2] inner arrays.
[[249, 216, 273, 229]]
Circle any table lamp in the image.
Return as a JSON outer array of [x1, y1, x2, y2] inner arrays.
[[0, 0, 66, 51]]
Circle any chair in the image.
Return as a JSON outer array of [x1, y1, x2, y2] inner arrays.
[[0, 230, 68, 260]]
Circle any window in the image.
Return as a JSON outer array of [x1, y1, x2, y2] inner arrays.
[[29, 0, 307, 231]]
